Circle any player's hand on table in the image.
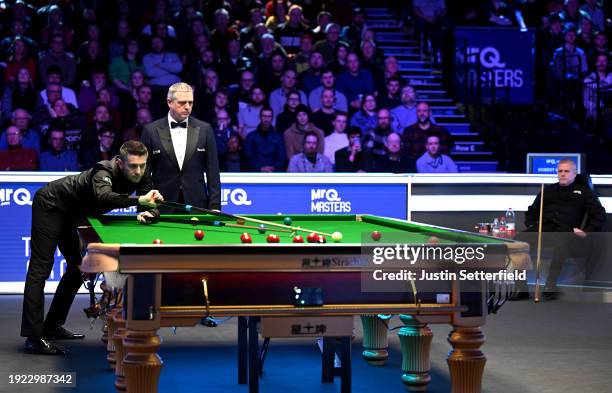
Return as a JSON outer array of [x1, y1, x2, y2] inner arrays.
[[137, 211, 156, 224], [139, 190, 163, 208], [573, 228, 587, 238]]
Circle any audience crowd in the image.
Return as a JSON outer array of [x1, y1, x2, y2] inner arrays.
[[0, 0, 608, 173]]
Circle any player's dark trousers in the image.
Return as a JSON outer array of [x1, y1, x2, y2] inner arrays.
[[21, 193, 83, 338], [545, 233, 587, 288], [515, 231, 587, 290]]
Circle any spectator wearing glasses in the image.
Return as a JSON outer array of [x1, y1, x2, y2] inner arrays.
[[269, 69, 308, 121], [276, 90, 303, 134], [79, 126, 118, 170], [0, 125, 38, 170], [0, 109, 40, 152], [38, 66, 78, 109], [38, 126, 75, 171]]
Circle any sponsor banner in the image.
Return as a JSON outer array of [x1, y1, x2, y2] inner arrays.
[[455, 27, 535, 104], [0, 181, 407, 283], [221, 184, 407, 216]]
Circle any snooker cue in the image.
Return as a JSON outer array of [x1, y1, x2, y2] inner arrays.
[[158, 200, 335, 237], [154, 216, 293, 233], [534, 183, 544, 303]]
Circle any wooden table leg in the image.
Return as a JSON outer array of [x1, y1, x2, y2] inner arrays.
[[398, 315, 433, 392], [122, 329, 163, 393], [112, 313, 128, 392], [447, 326, 486, 393], [106, 307, 120, 369], [360, 315, 389, 365]]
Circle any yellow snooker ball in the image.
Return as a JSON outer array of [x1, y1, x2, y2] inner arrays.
[[331, 232, 343, 242]]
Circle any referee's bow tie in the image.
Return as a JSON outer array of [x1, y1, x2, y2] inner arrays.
[[171, 121, 187, 128]]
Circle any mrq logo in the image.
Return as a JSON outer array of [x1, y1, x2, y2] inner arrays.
[[466, 46, 523, 88], [0, 188, 33, 207], [221, 188, 252, 206], [311, 189, 351, 213]]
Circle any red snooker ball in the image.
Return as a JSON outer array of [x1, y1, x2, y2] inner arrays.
[[152, 239, 163, 244], [307, 233, 318, 243], [428, 236, 440, 245], [293, 235, 304, 243], [267, 234, 280, 243], [371, 231, 382, 241], [194, 229, 205, 240], [240, 233, 252, 243], [317, 235, 327, 243]]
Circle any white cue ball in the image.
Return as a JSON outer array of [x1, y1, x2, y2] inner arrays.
[[331, 232, 343, 242]]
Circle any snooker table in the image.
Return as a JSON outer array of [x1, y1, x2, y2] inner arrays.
[[78, 214, 530, 393]]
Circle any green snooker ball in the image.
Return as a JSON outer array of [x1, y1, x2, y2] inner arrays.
[[283, 217, 292, 226]]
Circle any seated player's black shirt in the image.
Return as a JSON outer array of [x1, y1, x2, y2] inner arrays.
[[525, 182, 606, 232]]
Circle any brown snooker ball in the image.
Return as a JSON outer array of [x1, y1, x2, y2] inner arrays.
[[240, 233, 252, 243], [267, 234, 280, 243], [371, 231, 382, 241], [152, 239, 163, 244], [293, 235, 304, 243], [194, 229, 205, 240]]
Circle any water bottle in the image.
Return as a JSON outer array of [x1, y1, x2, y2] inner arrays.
[[491, 218, 500, 237], [499, 216, 507, 238], [505, 208, 516, 238]]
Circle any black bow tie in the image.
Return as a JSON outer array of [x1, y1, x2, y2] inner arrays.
[[171, 121, 187, 128]]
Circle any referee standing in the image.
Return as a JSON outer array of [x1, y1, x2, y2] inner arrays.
[[21, 141, 163, 355]]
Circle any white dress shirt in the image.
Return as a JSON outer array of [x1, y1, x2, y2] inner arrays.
[[168, 113, 188, 170]]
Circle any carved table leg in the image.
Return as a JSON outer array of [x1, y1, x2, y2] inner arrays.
[[113, 313, 128, 392], [122, 329, 163, 393], [398, 315, 433, 391], [106, 307, 120, 369], [447, 326, 486, 393], [360, 315, 389, 365]]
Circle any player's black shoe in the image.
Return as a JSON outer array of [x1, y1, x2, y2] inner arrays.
[[25, 337, 69, 355], [45, 324, 85, 340]]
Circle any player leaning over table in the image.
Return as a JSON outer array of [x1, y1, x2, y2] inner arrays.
[[21, 141, 164, 355]]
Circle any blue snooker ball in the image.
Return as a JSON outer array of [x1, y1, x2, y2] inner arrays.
[[258, 224, 267, 234]]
